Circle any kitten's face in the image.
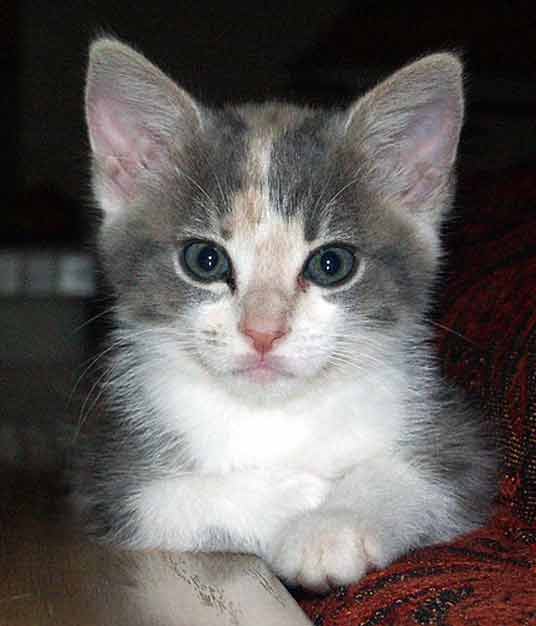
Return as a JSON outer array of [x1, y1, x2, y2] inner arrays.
[[86, 40, 463, 401], [183, 206, 344, 395]]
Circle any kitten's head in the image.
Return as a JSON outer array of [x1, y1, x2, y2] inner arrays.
[[85, 39, 463, 401]]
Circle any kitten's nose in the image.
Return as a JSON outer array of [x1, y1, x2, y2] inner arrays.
[[242, 325, 287, 355], [240, 287, 290, 355]]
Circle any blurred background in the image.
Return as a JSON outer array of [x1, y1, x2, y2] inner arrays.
[[3, 0, 536, 457]]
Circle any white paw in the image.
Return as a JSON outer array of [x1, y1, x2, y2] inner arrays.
[[274, 472, 331, 512], [268, 510, 384, 592]]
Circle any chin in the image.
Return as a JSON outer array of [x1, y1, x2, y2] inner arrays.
[[221, 368, 310, 403]]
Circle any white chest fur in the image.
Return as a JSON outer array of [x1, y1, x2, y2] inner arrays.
[[142, 363, 407, 479]]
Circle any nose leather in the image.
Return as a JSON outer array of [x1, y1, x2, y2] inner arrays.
[[242, 326, 287, 354], [240, 287, 290, 355]]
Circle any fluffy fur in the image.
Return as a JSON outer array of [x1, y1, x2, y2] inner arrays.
[[74, 38, 497, 592]]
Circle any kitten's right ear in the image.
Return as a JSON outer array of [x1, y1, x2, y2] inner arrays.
[[343, 54, 464, 229], [85, 38, 204, 220]]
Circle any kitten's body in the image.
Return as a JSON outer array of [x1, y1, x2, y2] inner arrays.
[[75, 39, 496, 591]]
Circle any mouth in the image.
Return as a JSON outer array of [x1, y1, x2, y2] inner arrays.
[[233, 358, 293, 384]]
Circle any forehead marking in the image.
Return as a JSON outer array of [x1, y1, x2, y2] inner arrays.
[[254, 219, 305, 268], [222, 106, 310, 238], [222, 106, 312, 291], [223, 130, 273, 235]]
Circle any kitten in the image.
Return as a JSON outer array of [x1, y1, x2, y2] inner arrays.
[[74, 38, 496, 592]]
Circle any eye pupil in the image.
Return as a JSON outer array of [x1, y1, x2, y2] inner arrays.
[[198, 246, 219, 273], [321, 251, 341, 276]]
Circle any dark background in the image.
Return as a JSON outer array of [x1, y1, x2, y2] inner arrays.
[[11, 0, 536, 245], [2, 1, 536, 431]]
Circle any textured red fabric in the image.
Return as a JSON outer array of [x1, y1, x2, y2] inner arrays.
[[297, 167, 536, 624], [438, 167, 536, 524], [298, 512, 536, 625]]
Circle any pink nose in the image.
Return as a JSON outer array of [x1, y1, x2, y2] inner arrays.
[[242, 327, 287, 355]]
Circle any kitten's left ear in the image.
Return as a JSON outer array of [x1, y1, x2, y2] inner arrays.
[[85, 38, 204, 221], [344, 54, 464, 227]]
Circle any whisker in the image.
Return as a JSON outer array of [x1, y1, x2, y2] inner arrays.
[[429, 320, 478, 346], [211, 170, 231, 209], [74, 367, 112, 441], [69, 325, 198, 407], [322, 172, 362, 210], [71, 306, 116, 335], [174, 166, 219, 213], [68, 343, 119, 408]]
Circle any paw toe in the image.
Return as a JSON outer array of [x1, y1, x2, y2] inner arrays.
[[269, 511, 382, 592]]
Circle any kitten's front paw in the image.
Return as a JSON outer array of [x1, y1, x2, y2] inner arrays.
[[268, 510, 384, 592]]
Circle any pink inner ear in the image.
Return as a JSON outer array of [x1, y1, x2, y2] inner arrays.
[[399, 102, 458, 204], [87, 97, 136, 160], [101, 155, 138, 198], [87, 96, 164, 199], [407, 103, 456, 166]]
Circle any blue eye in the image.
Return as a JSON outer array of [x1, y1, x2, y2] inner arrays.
[[181, 240, 231, 283], [303, 245, 356, 287]]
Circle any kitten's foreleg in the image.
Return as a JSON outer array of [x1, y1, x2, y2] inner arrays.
[[267, 456, 465, 591], [130, 470, 331, 555]]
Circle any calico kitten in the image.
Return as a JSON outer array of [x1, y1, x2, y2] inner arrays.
[[74, 38, 496, 592]]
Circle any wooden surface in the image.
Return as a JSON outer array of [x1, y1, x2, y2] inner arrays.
[[0, 467, 311, 626]]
